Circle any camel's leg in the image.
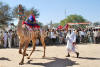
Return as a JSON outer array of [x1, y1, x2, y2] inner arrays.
[[19, 40, 24, 54], [19, 41, 29, 65], [40, 37, 46, 58], [27, 39, 36, 59], [19, 39, 28, 56]]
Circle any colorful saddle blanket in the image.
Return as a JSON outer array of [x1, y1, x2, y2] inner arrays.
[[22, 14, 40, 28], [22, 21, 40, 28]]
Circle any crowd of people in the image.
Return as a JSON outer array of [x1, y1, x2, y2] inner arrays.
[[0, 30, 19, 48], [0, 27, 100, 48], [45, 27, 100, 45]]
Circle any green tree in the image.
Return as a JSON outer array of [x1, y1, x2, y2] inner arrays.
[[38, 22, 43, 27], [12, 5, 39, 18], [52, 23, 60, 28], [60, 14, 87, 29], [93, 22, 100, 26], [25, 8, 40, 18], [60, 19, 67, 26], [0, 2, 12, 28]]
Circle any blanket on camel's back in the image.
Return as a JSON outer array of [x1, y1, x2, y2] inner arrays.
[[22, 21, 40, 31]]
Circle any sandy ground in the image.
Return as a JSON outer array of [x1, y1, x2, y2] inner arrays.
[[0, 44, 100, 67]]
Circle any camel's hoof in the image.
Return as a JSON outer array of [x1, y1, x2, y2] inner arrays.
[[42, 56, 45, 58], [19, 62, 24, 65], [24, 54, 28, 56], [27, 57, 30, 59], [19, 51, 22, 54]]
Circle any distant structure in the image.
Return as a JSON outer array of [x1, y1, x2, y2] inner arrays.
[[50, 20, 53, 29]]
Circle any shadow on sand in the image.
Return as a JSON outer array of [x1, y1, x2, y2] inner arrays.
[[0, 57, 11, 61], [26, 57, 79, 67], [27, 49, 43, 52], [79, 57, 100, 60]]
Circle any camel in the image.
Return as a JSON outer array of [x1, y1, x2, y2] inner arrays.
[[17, 17, 46, 65]]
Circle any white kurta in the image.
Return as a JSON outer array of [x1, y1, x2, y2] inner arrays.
[[4, 33, 8, 48], [51, 32, 56, 39], [8, 32, 12, 48], [66, 31, 76, 52]]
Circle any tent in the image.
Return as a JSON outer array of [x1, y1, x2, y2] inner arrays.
[[67, 22, 90, 25]]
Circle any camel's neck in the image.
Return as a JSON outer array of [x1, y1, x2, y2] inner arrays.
[[18, 20, 22, 27], [17, 19, 23, 34]]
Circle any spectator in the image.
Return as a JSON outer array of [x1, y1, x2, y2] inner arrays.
[[8, 30, 12, 48], [3, 31, 8, 48], [0, 31, 4, 47], [50, 29, 56, 44], [87, 29, 94, 43], [79, 29, 85, 43], [13, 31, 19, 47], [93, 29, 98, 44]]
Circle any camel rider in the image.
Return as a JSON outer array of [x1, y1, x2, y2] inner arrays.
[[18, 4, 39, 30], [22, 10, 40, 30]]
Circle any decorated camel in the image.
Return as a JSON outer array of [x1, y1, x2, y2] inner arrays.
[[17, 5, 46, 65]]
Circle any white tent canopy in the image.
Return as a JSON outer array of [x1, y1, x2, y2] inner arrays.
[[67, 22, 90, 25]]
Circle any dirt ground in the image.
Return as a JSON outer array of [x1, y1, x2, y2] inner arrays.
[[0, 44, 100, 67]]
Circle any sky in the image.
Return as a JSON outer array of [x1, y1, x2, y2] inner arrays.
[[0, 0, 100, 25]]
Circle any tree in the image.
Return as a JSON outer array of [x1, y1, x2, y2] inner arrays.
[[38, 22, 43, 27], [25, 8, 40, 18], [93, 22, 100, 26], [0, 2, 12, 28], [60, 19, 67, 26], [52, 23, 60, 28], [60, 14, 87, 29], [12, 5, 40, 18], [60, 14, 86, 26]]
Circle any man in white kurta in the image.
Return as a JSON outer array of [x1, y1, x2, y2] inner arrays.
[[8, 30, 12, 48], [66, 30, 79, 58]]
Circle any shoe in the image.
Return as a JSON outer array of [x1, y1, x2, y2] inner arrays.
[[76, 52, 79, 58], [66, 55, 70, 57]]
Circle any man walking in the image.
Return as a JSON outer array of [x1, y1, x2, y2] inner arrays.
[[66, 29, 79, 58]]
